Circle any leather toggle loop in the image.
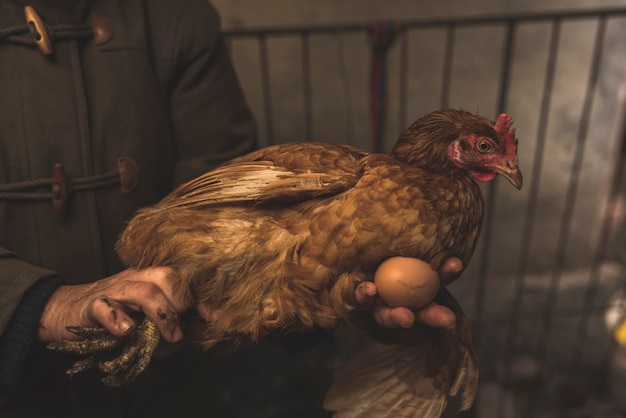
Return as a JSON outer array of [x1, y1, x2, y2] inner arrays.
[[117, 157, 138, 193], [24, 6, 53, 55], [51, 163, 69, 219], [90, 14, 113, 46]]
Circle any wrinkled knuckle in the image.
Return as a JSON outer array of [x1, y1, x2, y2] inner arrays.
[[135, 281, 161, 300], [159, 266, 175, 277], [95, 295, 114, 311], [149, 266, 175, 281]]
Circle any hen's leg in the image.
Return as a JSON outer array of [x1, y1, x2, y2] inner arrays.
[[47, 316, 160, 387]]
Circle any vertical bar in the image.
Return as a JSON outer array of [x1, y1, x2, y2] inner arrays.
[[301, 32, 314, 141], [481, 19, 517, 418], [523, 15, 608, 418], [397, 29, 409, 132], [474, 20, 516, 352], [333, 30, 355, 145], [496, 18, 561, 416], [440, 23, 455, 109], [597, 88, 626, 380], [259, 34, 275, 146], [538, 14, 607, 365], [495, 21, 516, 115], [569, 15, 610, 364]]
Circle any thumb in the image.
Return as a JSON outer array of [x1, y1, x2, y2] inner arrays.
[[88, 296, 136, 338]]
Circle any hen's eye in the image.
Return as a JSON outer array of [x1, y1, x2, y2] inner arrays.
[[476, 141, 493, 154]]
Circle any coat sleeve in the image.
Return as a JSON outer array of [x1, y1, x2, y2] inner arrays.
[[164, 0, 258, 185], [0, 249, 59, 333], [0, 248, 63, 390]]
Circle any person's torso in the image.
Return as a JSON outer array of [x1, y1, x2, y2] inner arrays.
[[0, 0, 176, 283]]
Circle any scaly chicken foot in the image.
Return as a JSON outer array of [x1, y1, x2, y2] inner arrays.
[[47, 326, 122, 355], [47, 316, 161, 387], [100, 317, 160, 386]]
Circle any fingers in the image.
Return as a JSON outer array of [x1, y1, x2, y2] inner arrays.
[[195, 303, 217, 323], [109, 277, 184, 343], [415, 302, 456, 329], [362, 253, 460, 329], [358, 282, 416, 328], [371, 305, 416, 328], [355, 281, 377, 306], [39, 268, 187, 344], [438, 257, 463, 286], [131, 267, 188, 312], [360, 279, 449, 329], [82, 268, 185, 343], [368, 301, 456, 329]]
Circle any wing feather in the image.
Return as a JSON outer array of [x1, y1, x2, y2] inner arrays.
[[159, 161, 360, 210], [324, 290, 478, 418], [324, 340, 447, 418]]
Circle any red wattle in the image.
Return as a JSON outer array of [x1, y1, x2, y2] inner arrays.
[[471, 170, 496, 182]]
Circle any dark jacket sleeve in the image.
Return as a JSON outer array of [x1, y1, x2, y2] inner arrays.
[[0, 249, 63, 390], [161, 0, 258, 185], [0, 249, 59, 333]]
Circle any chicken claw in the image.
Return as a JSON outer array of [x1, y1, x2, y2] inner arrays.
[[100, 317, 160, 386], [47, 316, 161, 387], [47, 327, 121, 355]]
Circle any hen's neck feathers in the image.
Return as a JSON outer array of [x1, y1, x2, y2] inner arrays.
[[392, 109, 497, 174]]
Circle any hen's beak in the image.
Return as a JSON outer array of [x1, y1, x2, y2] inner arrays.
[[495, 161, 523, 190]]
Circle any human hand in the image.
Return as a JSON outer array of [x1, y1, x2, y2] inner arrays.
[[356, 257, 463, 329], [37, 267, 187, 344]]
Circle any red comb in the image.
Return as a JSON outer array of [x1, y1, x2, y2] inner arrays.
[[494, 113, 517, 155]]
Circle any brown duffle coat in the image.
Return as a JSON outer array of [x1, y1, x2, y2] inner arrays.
[[0, 0, 257, 416]]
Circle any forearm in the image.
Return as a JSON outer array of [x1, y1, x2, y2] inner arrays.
[[0, 275, 64, 390], [0, 248, 63, 390], [0, 249, 58, 334]]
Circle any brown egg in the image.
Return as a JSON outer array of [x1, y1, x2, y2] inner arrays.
[[374, 257, 440, 310]]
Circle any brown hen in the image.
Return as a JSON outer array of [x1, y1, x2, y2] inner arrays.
[[49, 109, 522, 416]]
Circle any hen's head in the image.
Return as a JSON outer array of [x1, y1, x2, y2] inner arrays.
[[392, 109, 523, 189]]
